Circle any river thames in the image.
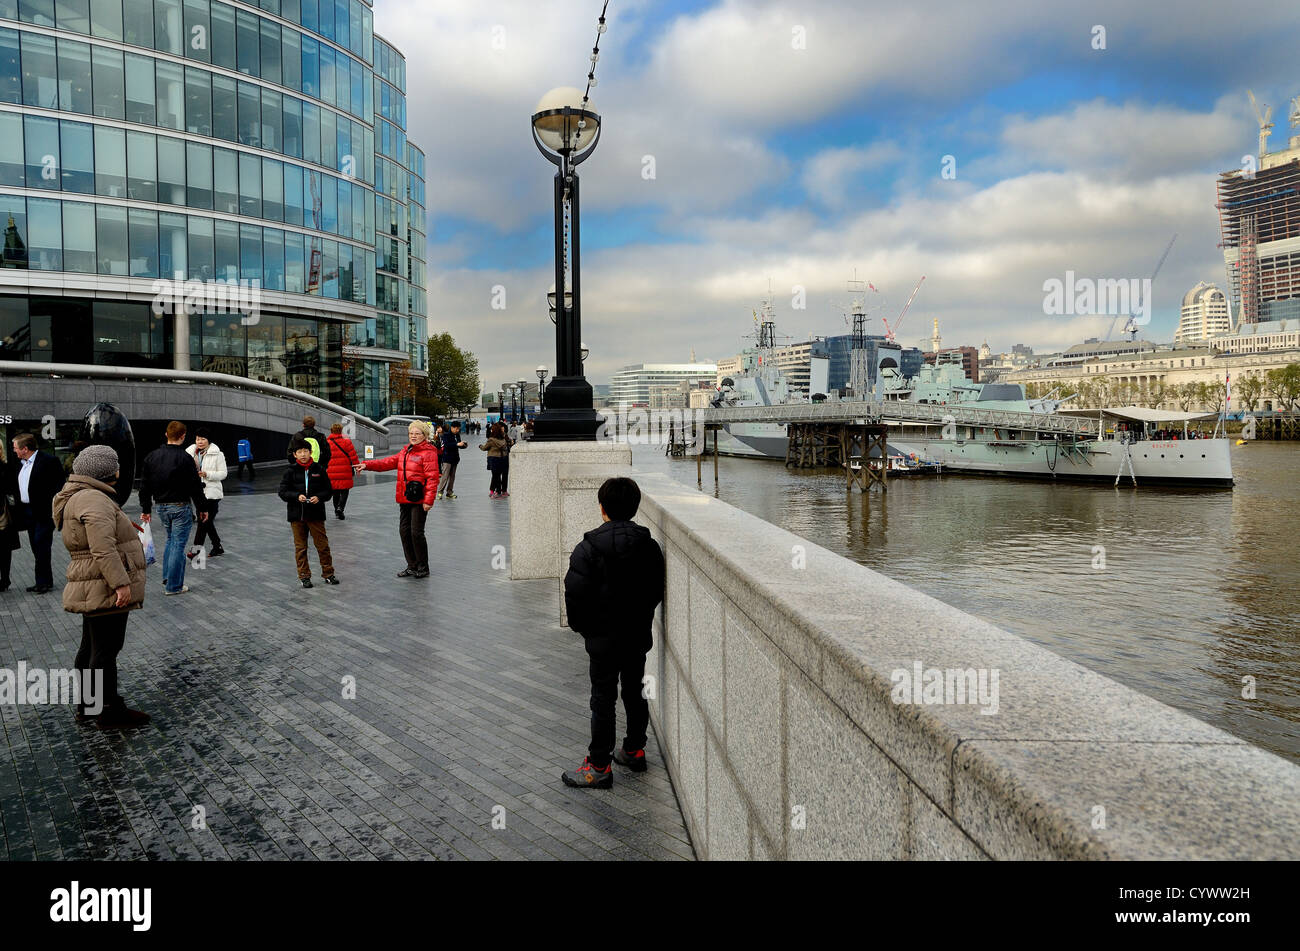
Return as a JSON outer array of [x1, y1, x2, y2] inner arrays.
[[632, 440, 1300, 763]]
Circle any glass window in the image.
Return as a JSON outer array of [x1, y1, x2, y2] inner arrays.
[[333, 0, 347, 48], [352, 179, 364, 239], [187, 214, 213, 281], [349, 57, 361, 117], [91, 0, 123, 41], [247, 316, 284, 384], [19, 0, 54, 26], [91, 46, 124, 118], [239, 222, 261, 283], [23, 114, 57, 190], [159, 211, 186, 280], [237, 80, 259, 146], [236, 8, 258, 75], [124, 51, 154, 123], [157, 135, 185, 204], [183, 0, 209, 62], [56, 119, 93, 193], [262, 227, 283, 290], [211, 73, 236, 140], [349, 0, 360, 56], [321, 171, 336, 232], [96, 203, 128, 274], [282, 94, 301, 158], [337, 241, 353, 301], [185, 141, 211, 208], [91, 124, 125, 197], [154, 0, 182, 54], [0, 27, 19, 105], [0, 111, 22, 186], [259, 18, 280, 85], [301, 0, 315, 33], [302, 168, 318, 229], [300, 34, 317, 97], [213, 146, 237, 212], [282, 0, 298, 22], [21, 31, 56, 109], [121, 0, 152, 47], [302, 100, 319, 163], [184, 66, 210, 135], [56, 0, 90, 34], [238, 151, 260, 216], [335, 118, 350, 174], [320, 107, 335, 168], [125, 130, 156, 200], [284, 229, 304, 291], [214, 218, 238, 279], [282, 29, 300, 91], [199, 310, 246, 374], [316, 0, 331, 40], [262, 157, 282, 221], [321, 238, 336, 297], [335, 177, 348, 238], [210, 1, 235, 69], [336, 53, 349, 113], [303, 234, 319, 292], [27, 196, 61, 270], [127, 207, 158, 277], [0, 193, 27, 270], [155, 59, 183, 130], [283, 163, 303, 226], [93, 300, 158, 365], [261, 87, 281, 151], [62, 200, 96, 272], [318, 43, 333, 103]]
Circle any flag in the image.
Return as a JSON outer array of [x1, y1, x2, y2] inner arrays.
[[1226, 371, 1231, 408], [868, 282, 876, 291]]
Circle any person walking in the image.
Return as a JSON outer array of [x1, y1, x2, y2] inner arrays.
[[325, 422, 360, 519], [186, 428, 227, 559], [139, 421, 207, 596], [279, 437, 338, 588], [355, 421, 439, 578], [479, 423, 510, 499], [52, 445, 150, 729], [438, 421, 467, 499], [286, 414, 332, 469], [235, 437, 255, 479], [0, 443, 22, 593], [8, 432, 66, 594]]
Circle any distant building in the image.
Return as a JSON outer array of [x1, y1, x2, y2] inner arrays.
[[821, 334, 923, 391], [1045, 339, 1157, 367], [979, 340, 992, 362], [1208, 318, 1300, 354], [610, 363, 717, 407], [1176, 282, 1230, 345], [922, 346, 980, 383]]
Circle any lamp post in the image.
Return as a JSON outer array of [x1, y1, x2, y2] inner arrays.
[[531, 86, 601, 440], [581, 342, 589, 362], [509, 385, 518, 423], [517, 378, 527, 421], [537, 365, 548, 410]]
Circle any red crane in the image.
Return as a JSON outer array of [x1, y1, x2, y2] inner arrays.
[[883, 276, 925, 343]]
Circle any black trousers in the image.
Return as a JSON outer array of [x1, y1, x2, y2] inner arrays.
[[499, 459, 510, 494], [397, 503, 428, 571], [20, 503, 54, 587], [489, 466, 503, 493], [236, 460, 255, 479], [0, 529, 13, 586], [74, 611, 129, 715], [587, 645, 650, 768], [193, 498, 221, 548], [333, 488, 350, 515]]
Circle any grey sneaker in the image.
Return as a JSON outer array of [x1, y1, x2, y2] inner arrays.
[[164, 585, 190, 596]]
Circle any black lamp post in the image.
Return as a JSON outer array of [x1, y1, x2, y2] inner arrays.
[[531, 86, 601, 440], [517, 378, 528, 421], [537, 365, 548, 410]]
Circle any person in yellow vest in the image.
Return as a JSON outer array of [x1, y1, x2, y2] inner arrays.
[[285, 415, 333, 470]]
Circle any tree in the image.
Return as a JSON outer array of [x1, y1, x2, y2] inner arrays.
[[1235, 371, 1264, 414], [1174, 382, 1196, 413], [388, 361, 419, 416], [1203, 380, 1226, 416], [1265, 363, 1300, 413], [420, 332, 481, 418]]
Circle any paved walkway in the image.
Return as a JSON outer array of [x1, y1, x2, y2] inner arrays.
[[0, 467, 693, 860]]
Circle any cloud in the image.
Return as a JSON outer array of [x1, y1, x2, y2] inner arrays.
[[801, 142, 904, 205]]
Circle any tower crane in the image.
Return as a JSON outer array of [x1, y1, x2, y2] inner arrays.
[[882, 276, 925, 343], [1248, 90, 1274, 162]]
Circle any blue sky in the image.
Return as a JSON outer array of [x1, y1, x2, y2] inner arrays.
[[376, 0, 1299, 388]]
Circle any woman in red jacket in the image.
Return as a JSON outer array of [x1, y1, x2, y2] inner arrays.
[[325, 422, 361, 520], [355, 421, 440, 578]]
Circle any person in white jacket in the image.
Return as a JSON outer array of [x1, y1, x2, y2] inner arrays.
[[186, 428, 228, 558]]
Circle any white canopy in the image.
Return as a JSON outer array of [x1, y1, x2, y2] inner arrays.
[[1059, 405, 1218, 423]]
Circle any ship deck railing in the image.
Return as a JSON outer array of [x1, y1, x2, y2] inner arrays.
[[702, 399, 1100, 437]]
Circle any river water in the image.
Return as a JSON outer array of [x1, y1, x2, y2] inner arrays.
[[632, 441, 1300, 763]]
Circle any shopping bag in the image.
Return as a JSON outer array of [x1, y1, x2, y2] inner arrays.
[[138, 522, 156, 566]]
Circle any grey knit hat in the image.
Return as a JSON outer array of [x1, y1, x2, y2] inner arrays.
[[72, 444, 120, 482]]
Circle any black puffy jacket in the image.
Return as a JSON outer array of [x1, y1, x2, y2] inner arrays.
[[564, 520, 665, 651], [278, 461, 333, 522]]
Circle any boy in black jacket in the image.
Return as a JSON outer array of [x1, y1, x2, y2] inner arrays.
[[278, 438, 338, 589], [561, 477, 665, 789]]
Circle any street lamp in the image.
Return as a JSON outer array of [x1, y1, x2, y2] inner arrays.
[[580, 341, 589, 362], [517, 378, 528, 422], [546, 284, 573, 325], [537, 365, 548, 409], [531, 86, 601, 440]]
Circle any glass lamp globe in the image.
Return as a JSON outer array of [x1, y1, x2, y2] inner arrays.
[[532, 87, 600, 154]]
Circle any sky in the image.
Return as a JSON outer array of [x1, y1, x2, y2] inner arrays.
[[372, 0, 1300, 392]]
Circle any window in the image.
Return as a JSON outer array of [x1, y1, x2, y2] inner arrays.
[[154, 0, 182, 55], [238, 151, 260, 216], [316, 0, 331, 40], [0, 28, 18, 105], [210, 1, 234, 68], [282, 94, 301, 157], [262, 157, 282, 221], [284, 229, 304, 291], [62, 200, 96, 272], [158, 211, 186, 280], [247, 316, 284, 384], [121, 0, 152, 47], [282, 0, 299, 22], [302, 100, 319, 163], [55, 119, 93, 193], [237, 80, 259, 145], [348, 0, 360, 55], [155, 59, 183, 130], [93, 300, 158, 366], [214, 218, 238, 279], [300, 34, 317, 97], [321, 171, 336, 232], [0, 193, 27, 269], [337, 241, 352, 301], [236, 8, 258, 75], [318, 42, 333, 103], [183, 0, 209, 62], [90, 0, 123, 41], [239, 222, 261, 283], [19, 0, 55, 26], [350, 56, 362, 118], [56, 0, 90, 33], [124, 51, 154, 123], [321, 237, 336, 297], [211, 73, 236, 140], [261, 87, 281, 151], [92, 124, 126, 197], [0, 111, 22, 186], [127, 207, 158, 277], [336, 53, 349, 113], [200, 309, 246, 374], [352, 179, 364, 240], [21, 31, 56, 109], [96, 203, 128, 274], [91, 46, 124, 118], [262, 227, 283, 290], [213, 146, 237, 212], [27, 196, 61, 270], [320, 107, 335, 168], [283, 163, 303, 226], [126, 129, 156, 199], [301, 0, 315, 33], [282, 29, 300, 91], [259, 18, 280, 85], [333, 0, 347, 48], [23, 114, 57, 190], [186, 215, 212, 280], [157, 135, 185, 204], [184, 67, 210, 135], [185, 141, 211, 208], [335, 177, 349, 237]]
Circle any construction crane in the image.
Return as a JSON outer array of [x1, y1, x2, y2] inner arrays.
[[1248, 90, 1274, 162], [882, 275, 925, 343], [1107, 233, 1177, 341]]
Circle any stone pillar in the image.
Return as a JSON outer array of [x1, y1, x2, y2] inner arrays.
[[173, 308, 189, 371]]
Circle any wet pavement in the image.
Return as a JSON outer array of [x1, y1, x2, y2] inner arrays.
[[0, 467, 693, 860]]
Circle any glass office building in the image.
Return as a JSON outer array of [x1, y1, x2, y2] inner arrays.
[[0, 0, 428, 420]]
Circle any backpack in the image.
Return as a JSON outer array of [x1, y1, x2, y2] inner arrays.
[[305, 436, 321, 462], [237, 438, 252, 462]]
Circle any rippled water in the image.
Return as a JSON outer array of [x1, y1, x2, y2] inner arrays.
[[634, 441, 1300, 763]]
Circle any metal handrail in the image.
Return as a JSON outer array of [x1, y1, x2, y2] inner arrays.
[[0, 360, 389, 434], [703, 399, 1099, 437]]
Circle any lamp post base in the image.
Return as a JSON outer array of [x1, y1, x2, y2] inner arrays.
[[530, 376, 601, 441]]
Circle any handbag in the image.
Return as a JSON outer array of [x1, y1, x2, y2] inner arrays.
[[401, 446, 425, 502], [0, 498, 9, 533]]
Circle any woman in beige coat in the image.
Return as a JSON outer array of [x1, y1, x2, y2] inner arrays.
[[52, 445, 150, 729]]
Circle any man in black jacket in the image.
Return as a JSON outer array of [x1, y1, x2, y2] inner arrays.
[[139, 421, 207, 596], [285, 414, 332, 469], [9, 433, 66, 593], [561, 477, 665, 789]]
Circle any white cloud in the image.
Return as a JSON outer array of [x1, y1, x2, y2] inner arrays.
[[801, 142, 904, 205]]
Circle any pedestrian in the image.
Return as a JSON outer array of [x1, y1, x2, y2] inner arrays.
[[0, 442, 21, 593], [278, 436, 338, 589], [186, 428, 227, 559], [438, 421, 467, 499], [326, 422, 360, 519], [235, 436, 255, 479], [561, 477, 665, 788], [139, 421, 208, 596], [355, 421, 439, 578], [8, 432, 66, 594], [479, 423, 510, 498], [52, 445, 150, 729], [285, 414, 332, 469], [508, 419, 522, 445]]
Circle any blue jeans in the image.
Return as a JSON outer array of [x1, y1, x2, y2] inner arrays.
[[155, 503, 194, 593]]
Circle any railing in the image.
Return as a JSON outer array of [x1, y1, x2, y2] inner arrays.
[[703, 399, 1099, 436]]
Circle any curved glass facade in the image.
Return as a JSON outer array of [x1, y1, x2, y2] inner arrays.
[[0, 0, 427, 420]]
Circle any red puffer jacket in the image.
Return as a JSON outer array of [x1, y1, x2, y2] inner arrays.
[[325, 434, 360, 489], [364, 440, 440, 505]]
